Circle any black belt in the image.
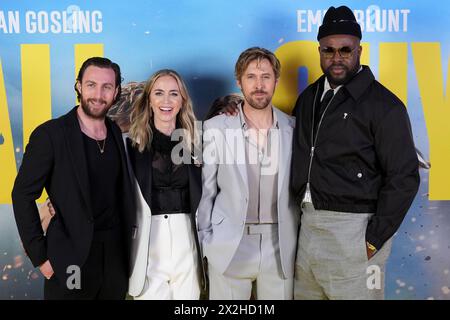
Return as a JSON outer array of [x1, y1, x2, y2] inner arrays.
[[151, 187, 191, 215]]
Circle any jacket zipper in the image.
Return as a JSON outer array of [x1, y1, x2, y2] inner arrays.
[[306, 85, 336, 201]]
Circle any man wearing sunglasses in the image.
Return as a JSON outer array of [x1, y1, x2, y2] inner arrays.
[[291, 6, 419, 299]]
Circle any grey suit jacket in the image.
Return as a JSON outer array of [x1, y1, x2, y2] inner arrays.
[[198, 106, 300, 278]]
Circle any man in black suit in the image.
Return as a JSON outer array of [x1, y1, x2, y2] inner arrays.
[[12, 57, 135, 300]]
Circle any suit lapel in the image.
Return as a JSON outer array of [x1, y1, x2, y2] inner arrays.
[[109, 120, 136, 228], [62, 107, 93, 219], [108, 118, 128, 182], [274, 108, 293, 200], [126, 138, 152, 208], [224, 110, 249, 197]]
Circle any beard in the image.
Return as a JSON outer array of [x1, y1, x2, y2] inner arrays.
[[324, 62, 360, 87], [242, 89, 273, 110], [80, 96, 111, 120]]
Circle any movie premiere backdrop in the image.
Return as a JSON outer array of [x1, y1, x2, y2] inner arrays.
[[0, 0, 449, 300]]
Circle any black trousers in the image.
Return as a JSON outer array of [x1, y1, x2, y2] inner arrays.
[[44, 228, 128, 300]]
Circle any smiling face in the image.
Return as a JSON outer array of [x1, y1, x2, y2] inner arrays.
[[319, 34, 362, 88], [237, 58, 278, 111], [149, 75, 183, 128], [76, 66, 118, 119]]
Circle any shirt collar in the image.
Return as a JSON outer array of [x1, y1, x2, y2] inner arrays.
[[238, 103, 279, 130], [323, 76, 342, 95]]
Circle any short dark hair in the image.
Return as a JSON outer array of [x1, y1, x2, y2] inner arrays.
[[235, 47, 281, 81], [74, 57, 122, 103]]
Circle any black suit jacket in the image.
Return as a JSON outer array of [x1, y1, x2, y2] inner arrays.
[[125, 137, 206, 290], [12, 107, 136, 283]]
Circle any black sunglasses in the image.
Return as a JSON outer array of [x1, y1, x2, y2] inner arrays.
[[320, 46, 357, 59]]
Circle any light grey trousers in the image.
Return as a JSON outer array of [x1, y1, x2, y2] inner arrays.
[[208, 223, 293, 300], [294, 202, 392, 300]]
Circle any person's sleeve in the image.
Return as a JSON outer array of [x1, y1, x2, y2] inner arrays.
[[12, 125, 54, 267], [365, 105, 420, 250]]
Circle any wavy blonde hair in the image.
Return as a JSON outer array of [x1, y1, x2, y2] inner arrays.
[[129, 69, 198, 154]]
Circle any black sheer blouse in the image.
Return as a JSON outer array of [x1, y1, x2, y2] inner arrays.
[[150, 127, 190, 215]]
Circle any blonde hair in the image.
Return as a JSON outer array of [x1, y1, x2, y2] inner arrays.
[[129, 69, 198, 153], [235, 47, 281, 81]]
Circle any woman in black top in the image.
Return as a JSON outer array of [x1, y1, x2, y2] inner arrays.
[[126, 69, 203, 299]]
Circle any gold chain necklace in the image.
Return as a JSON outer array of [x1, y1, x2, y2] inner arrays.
[[76, 111, 107, 154]]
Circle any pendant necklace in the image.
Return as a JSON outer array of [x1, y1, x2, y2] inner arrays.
[[96, 139, 106, 154]]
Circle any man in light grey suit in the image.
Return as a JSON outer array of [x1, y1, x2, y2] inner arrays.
[[198, 47, 300, 299]]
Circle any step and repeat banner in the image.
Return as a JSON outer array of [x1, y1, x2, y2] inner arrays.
[[1, 0, 449, 299]]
